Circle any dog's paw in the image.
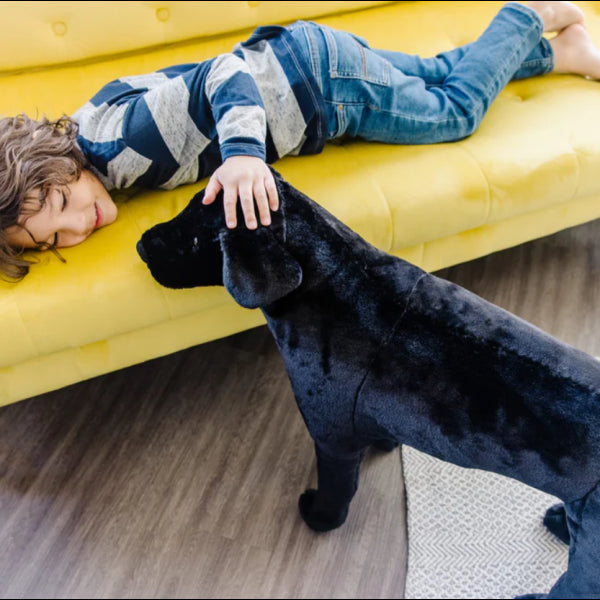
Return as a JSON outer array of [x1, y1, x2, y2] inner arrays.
[[298, 489, 348, 532]]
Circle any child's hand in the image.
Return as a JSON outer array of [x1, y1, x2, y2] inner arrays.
[[203, 156, 279, 229]]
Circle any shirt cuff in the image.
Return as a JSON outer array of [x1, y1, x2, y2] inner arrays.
[[220, 141, 266, 162]]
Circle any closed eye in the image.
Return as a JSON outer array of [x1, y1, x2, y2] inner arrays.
[[53, 191, 67, 246]]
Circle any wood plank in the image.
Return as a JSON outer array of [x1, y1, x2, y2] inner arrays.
[[0, 321, 406, 598]]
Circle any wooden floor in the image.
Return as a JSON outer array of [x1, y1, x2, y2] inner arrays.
[[2, 219, 600, 599]]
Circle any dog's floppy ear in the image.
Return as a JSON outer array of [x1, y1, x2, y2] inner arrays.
[[219, 226, 302, 309]]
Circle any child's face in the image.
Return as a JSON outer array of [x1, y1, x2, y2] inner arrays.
[[5, 169, 118, 249]]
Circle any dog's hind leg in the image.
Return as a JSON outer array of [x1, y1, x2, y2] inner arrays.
[[543, 504, 570, 545], [298, 444, 365, 532], [544, 482, 600, 599]]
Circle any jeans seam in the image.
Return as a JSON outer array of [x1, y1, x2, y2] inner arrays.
[[481, 2, 544, 106], [519, 58, 551, 67], [323, 27, 338, 78], [326, 100, 471, 127], [305, 26, 322, 90], [479, 17, 543, 119]]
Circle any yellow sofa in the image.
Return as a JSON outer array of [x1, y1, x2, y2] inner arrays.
[[1, 0, 599, 407]]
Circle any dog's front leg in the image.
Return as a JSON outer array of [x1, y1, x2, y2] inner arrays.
[[299, 443, 365, 532]]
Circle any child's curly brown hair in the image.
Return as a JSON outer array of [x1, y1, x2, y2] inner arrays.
[[0, 114, 89, 281]]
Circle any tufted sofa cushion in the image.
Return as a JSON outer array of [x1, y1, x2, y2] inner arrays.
[[0, 1, 394, 72], [1, 1, 600, 405]]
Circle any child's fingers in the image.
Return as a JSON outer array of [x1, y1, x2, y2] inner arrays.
[[223, 185, 238, 229], [239, 181, 258, 230], [253, 182, 271, 227], [203, 176, 221, 205], [265, 174, 279, 211]]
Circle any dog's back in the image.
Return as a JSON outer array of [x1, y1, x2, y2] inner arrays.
[[355, 267, 600, 502], [265, 176, 600, 504], [139, 170, 600, 596]]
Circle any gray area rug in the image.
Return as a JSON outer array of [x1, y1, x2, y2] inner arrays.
[[402, 446, 569, 599]]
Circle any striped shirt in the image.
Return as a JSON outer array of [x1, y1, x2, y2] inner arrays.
[[73, 25, 327, 191]]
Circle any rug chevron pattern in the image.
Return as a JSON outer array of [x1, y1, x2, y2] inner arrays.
[[402, 446, 569, 599]]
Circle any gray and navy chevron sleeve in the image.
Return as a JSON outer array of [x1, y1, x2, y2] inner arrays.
[[73, 24, 326, 191], [206, 53, 267, 163]]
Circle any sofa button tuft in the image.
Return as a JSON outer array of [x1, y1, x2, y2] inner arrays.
[[52, 21, 68, 36], [248, 1, 261, 7], [156, 7, 170, 22]]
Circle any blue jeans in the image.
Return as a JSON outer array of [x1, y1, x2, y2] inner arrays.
[[287, 2, 553, 144]]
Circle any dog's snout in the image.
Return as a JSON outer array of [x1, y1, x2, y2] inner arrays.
[[137, 240, 148, 264]]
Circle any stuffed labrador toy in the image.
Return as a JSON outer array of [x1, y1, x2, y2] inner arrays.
[[137, 169, 600, 599]]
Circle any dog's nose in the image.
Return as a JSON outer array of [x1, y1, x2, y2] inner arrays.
[[137, 240, 148, 264]]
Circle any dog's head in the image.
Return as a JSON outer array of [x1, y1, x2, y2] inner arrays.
[[137, 179, 302, 309]]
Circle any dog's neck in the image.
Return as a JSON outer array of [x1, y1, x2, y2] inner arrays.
[[275, 179, 380, 280]]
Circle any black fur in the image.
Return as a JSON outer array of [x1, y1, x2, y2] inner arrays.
[[138, 169, 600, 599]]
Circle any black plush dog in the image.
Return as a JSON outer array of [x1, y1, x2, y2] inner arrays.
[[137, 169, 600, 599]]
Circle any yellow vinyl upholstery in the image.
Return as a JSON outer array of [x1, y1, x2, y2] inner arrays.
[[1, 1, 599, 405]]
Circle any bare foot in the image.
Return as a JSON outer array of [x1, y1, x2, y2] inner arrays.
[[528, 1, 585, 32], [551, 23, 600, 79]]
